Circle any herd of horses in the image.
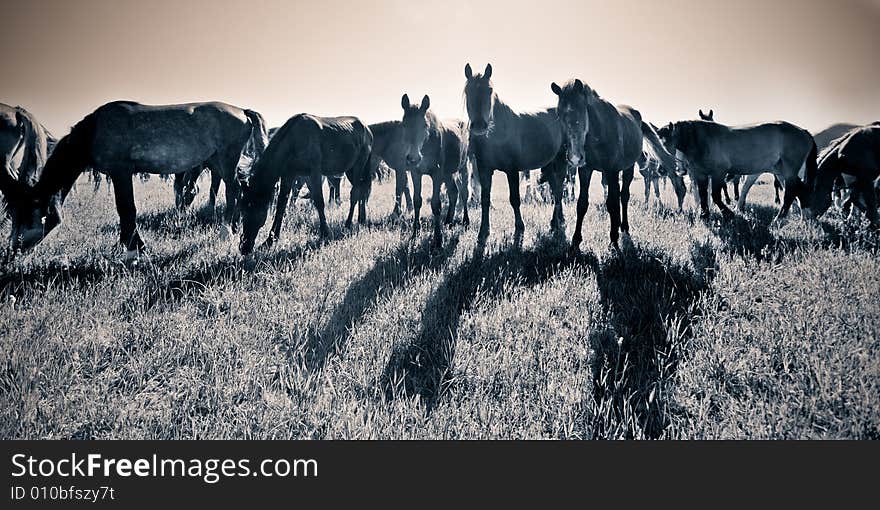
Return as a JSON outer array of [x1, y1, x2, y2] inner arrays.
[[1, 63, 879, 261]]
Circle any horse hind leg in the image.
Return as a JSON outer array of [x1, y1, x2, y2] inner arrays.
[[711, 175, 735, 219], [604, 169, 622, 248], [431, 176, 444, 247], [444, 172, 458, 226], [737, 174, 760, 210], [774, 176, 801, 222], [506, 170, 525, 236]]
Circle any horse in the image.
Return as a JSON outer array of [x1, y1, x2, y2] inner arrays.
[[809, 122, 880, 228], [658, 120, 817, 222], [690, 109, 784, 207], [397, 93, 469, 247], [463, 63, 568, 242], [366, 120, 415, 218], [237, 113, 374, 255], [3, 101, 267, 255], [636, 122, 687, 210], [550, 78, 678, 249], [1, 104, 52, 229]]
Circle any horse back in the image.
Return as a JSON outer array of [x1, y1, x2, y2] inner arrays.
[[585, 101, 643, 170], [479, 108, 561, 171]]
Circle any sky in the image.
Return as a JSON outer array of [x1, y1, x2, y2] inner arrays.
[[3, 0, 879, 136]]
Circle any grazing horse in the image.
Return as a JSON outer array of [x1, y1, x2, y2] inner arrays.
[[1, 104, 51, 217], [238, 113, 374, 255], [693, 109, 784, 207], [637, 122, 687, 210], [809, 122, 880, 228], [4, 101, 267, 255], [658, 120, 817, 222], [397, 93, 469, 247], [367, 120, 415, 217], [550, 78, 678, 249], [463, 63, 566, 241]]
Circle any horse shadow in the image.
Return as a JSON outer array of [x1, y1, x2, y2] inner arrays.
[[713, 204, 850, 262], [0, 242, 206, 302], [378, 231, 717, 438], [583, 239, 716, 438], [140, 238, 328, 311], [295, 234, 462, 374], [379, 231, 580, 411]]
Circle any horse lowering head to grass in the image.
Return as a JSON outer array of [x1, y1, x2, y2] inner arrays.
[[810, 123, 880, 228], [237, 113, 375, 255], [658, 119, 816, 223], [550, 78, 678, 249], [1, 104, 51, 228], [3, 101, 267, 257], [398, 93, 469, 247], [463, 63, 566, 242]]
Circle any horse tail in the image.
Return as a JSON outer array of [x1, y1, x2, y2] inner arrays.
[[804, 138, 818, 191], [640, 121, 679, 176], [243, 109, 269, 163], [15, 108, 49, 186]]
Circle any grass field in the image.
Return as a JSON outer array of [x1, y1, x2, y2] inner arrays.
[[1, 172, 878, 439]]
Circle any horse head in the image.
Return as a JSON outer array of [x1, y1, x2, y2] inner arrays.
[[399, 93, 431, 166], [551, 78, 590, 167], [464, 63, 494, 136]]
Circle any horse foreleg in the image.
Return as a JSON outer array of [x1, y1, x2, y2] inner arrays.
[[477, 160, 492, 239], [732, 175, 741, 201], [411, 170, 423, 238], [774, 177, 783, 205], [392, 167, 407, 217], [111, 173, 145, 255], [571, 167, 593, 250], [711, 176, 734, 219], [695, 175, 710, 219], [263, 176, 293, 250], [620, 165, 634, 234], [506, 170, 524, 235], [209, 169, 221, 211], [720, 177, 731, 204], [775, 177, 800, 222], [546, 163, 565, 231], [312, 173, 331, 237], [431, 176, 443, 247], [737, 174, 759, 210], [643, 173, 651, 209], [457, 167, 470, 227], [444, 172, 458, 226]]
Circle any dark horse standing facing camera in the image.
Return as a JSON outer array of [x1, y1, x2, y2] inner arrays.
[[463, 63, 566, 242], [3, 101, 267, 256], [551, 79, 677, 249], [237, 113, 374, 255], [397, 93, 468, 247]]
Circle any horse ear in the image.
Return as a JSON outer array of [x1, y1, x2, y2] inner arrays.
[[401, 94, 410, 110], [484, 63, 492, 80], [574, 79, 584, 93], [551, 82, 561, 95], [464, 63, 473, 79], [699, 109, 705, 118], [709, 109, 714, 119], [420, 95, 430, 112]]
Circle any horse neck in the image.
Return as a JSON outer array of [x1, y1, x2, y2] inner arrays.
[[489, 94, 515, 131], [34, 135, 89, 204]]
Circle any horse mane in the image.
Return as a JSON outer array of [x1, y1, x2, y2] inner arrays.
[[34, 110, 97, 202], [12, 107, 50, 186]]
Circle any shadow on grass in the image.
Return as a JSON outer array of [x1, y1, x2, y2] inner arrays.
[[379, 232, 718, 438], [583, 239, 717, 438], [379, 231, 581, 412], [293, 234, 461, 374], [0, 242, 205, 302], [139, 237, 331, 311]]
